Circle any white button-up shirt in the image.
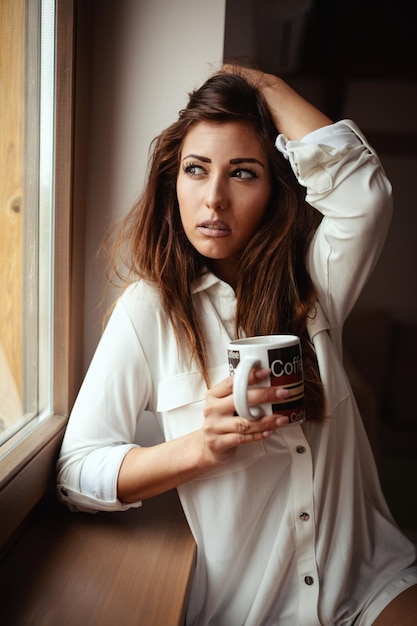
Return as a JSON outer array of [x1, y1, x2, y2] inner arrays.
[[57, 121, 417, 625]]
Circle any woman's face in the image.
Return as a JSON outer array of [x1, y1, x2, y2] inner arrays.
[[176, 120, 272, 285]]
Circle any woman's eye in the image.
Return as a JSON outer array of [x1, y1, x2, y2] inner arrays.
[[232, 168, 258, 180], [183, 163, 205, 176]]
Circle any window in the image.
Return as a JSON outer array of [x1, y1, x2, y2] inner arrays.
[[0, 0, 79, 550], [0, 0, 55, 448], [0, 0, 26, 443]]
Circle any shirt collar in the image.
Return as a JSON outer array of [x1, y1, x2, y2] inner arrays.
[[191, 267, 238, 295]]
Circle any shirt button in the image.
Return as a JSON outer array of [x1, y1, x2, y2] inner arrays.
[[304, 576, 314, 585], [299, 512, 310, 521], [296, 445, 306, 453]]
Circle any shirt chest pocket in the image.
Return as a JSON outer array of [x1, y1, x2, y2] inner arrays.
[[156, 371, 267, 479]]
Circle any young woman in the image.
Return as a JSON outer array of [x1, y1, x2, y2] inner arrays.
[[57, 65, 417, 625]]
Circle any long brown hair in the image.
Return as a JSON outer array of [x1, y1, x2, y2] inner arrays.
[[107, 71, 324, 421]]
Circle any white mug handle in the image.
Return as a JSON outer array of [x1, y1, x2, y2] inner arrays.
[[233, 356, 265, 420]]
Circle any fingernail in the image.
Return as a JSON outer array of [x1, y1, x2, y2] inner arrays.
[[276, 415, 289, 426], [262, 430, 274, 438], [275, 388, 290, 398]]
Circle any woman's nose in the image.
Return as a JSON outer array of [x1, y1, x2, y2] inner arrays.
[[205, 176, 228, 210]]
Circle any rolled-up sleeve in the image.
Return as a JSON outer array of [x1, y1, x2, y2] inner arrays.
[[57, 298, 152, 513]]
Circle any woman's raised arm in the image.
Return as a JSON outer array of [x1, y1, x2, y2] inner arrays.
[[222, 63, 333, 139]]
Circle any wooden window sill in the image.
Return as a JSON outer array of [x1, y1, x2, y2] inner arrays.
[[0, 489, 196, 626]]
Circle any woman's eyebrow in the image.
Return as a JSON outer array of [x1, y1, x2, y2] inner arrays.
[[229, 157, 265, 168], [182, 154, 211, 162], [182, 154, 265, 168]]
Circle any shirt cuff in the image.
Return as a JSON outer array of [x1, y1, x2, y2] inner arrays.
[[57, 443, 142, 513], [276, 119, 362, 159]]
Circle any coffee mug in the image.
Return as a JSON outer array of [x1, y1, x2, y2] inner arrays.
[[227, 335, 305, 423]]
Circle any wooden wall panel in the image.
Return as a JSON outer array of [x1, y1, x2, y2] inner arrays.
[[0, 0, 25, 427]]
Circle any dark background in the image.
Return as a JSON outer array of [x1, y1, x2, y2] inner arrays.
[[225, 0, 417, 537]]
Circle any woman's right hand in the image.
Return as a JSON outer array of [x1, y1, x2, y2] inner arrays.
[[118, 370, 290, 503], [199, 369, 290, 466]]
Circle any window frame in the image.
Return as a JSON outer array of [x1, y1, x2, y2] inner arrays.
[[0, 0, 83, 552]]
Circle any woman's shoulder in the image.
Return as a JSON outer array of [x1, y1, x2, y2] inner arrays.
[[118, 279, 165, 318], [103, 279, 170, 353], [112, 278, 178, 364]]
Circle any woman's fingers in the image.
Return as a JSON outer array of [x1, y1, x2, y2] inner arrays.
[[207, 370, 290, 416], [207, 368, 270, 401], [221, 63, 274, 89], [204, 371, 291, 443]]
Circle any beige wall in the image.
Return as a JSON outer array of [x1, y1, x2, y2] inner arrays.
[[84, 0, 226, 367]]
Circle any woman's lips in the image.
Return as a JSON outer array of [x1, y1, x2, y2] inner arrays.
[[197, 220, 231, 237]]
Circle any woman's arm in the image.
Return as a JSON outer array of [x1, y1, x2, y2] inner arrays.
[[117, 431, 210, 502], [117, 374, 290, 503], [57, 292, 290, 510], [222, 64, 333, 138], [284, 121, 392, 327], [223, 64, 392, 328]]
